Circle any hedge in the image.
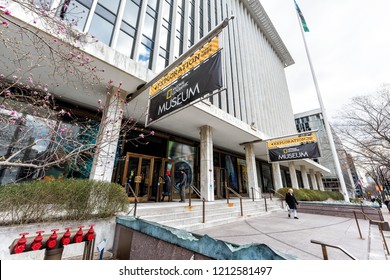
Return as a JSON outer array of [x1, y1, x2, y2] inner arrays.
[[0, 179, 129, 225]]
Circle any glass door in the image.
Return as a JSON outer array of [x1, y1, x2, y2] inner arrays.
[[214, 167, 228, 199], [122, 153, 175, 202]]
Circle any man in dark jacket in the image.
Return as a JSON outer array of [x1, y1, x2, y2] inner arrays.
[[285, 188, 299, 219], [178, 169, 187, 202]]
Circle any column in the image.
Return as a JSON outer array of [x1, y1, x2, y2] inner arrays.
[[309, 169, 318, 190], [89, 87, 126, 182], [288, 161, 299, 189], [200, 125, 214, 201], [316, 172, 324, 191], [245, 143, 260, 199], [300, 165, 310, 189], [272, 162, 283, 190]]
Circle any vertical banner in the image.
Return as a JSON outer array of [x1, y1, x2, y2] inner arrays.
[[146, 51, 222, 126]]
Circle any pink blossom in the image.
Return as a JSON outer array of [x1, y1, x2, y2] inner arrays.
[[60, 129, 65, 133], [139, 134, 145, 138], [2, 20, 8, 26], [4, 10, 11, 15], [97, 99, 102, 104], [84, 57, 90, 62], [150, 131, 155, 135], [53, 39, 57, 43]]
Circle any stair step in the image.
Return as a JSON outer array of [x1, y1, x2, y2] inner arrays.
[[133, 198, 284, 232]]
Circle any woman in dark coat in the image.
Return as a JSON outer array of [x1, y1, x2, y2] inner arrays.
[[285, 188, 299, 219]]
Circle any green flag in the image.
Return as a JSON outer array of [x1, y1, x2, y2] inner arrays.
[[294, 0, 309, 32]]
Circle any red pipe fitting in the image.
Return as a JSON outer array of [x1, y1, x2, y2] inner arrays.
[[73, 226, 84, 243], [30, 230, 45, 251], [13, 232, 29, 254], [85, 224, 95, 241], [46, 229, 59, 249], [61, 227, 72, 246]]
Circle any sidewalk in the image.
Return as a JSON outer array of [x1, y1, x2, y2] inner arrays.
[[193, 210, 372, 260]]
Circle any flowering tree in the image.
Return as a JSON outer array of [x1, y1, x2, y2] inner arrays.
[[0, 1, 152, 184]]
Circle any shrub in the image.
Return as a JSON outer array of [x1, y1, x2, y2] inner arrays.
[[276, 187, 343, 202], [0, 179, 129, 225]]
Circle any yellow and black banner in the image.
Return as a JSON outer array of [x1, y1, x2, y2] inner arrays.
[[268, 142, 321, 162], [267, 134, 317, 148], [150, 37, 219, 96], [147, 51, 222, 126]]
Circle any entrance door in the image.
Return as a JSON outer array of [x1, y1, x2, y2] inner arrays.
[[214, 167, 228, 199], [122, 153, 174, 202]]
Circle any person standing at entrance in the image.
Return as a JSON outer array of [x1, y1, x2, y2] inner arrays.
[[178, 169, 187, 202], [285, 188, 299, 219]]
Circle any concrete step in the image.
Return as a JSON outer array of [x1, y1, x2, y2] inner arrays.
[[134, 198, 284, 232]]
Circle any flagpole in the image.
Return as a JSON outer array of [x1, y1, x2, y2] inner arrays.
[[294, 3, 350, 202]]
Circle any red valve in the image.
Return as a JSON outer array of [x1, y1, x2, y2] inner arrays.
[[61, 227, 72, 246], [73, 226, 84, 243], [46, 229, 59, 249], [13, 232, 29, 254], [85, 224, 95, 241], [30, 230, 45, 251]]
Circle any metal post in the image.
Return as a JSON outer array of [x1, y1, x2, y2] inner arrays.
[[379, 222, 390, 255], [202, 199, 206, 223], [264, 196, 268, 212], [353, 211, 364, 239], [251, 187, 254, 202], [321, 244, 329, 260]]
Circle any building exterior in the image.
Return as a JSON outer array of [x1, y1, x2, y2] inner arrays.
[[0, 0, 330, 202], [294, 108, 356, 196]]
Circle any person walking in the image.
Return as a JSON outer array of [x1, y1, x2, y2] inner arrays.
[[285, 188, 299, 219], [178, 169, 188, 202]]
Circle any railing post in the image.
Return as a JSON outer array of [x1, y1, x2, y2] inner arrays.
[[189, 185, 192, 207], [360, 201, 366, 220], [269, 192, 272, 201], [264, 196, 268, 212], [240, 198, 243, 216], [321, 244, 329, 260], [379, 222, 390, 255], [202, 199, 206, 223], [353, 211, 364, 239], [251, 187, 254, 202]]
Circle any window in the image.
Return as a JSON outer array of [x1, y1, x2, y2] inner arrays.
[[188, 0, 195, 47], [174, 0, 184, 58], [138, 0, 160, 69], [88, 0, 120, 46], [116, 0, 142, 58], [156, 0, 173, 72], [59, 0, 93, 31]]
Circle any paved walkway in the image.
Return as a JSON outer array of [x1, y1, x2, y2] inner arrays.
[[193, 209, 384, 260]]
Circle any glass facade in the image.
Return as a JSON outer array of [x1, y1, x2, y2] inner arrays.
[[0, 95, 99, 185]]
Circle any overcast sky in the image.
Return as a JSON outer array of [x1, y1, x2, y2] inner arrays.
[[260, 0, 390, 120]]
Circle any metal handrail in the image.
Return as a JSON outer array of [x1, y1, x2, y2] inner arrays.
[[311, 239, 357, 260], [269, 189, 285, 208], [353, 210, 389, 254], [188, 184, 206, 223], [250, 187, 267, 212], [225, 186, 243, 216], [359, 201, 385, 222], [125, 183, 139, 217]]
